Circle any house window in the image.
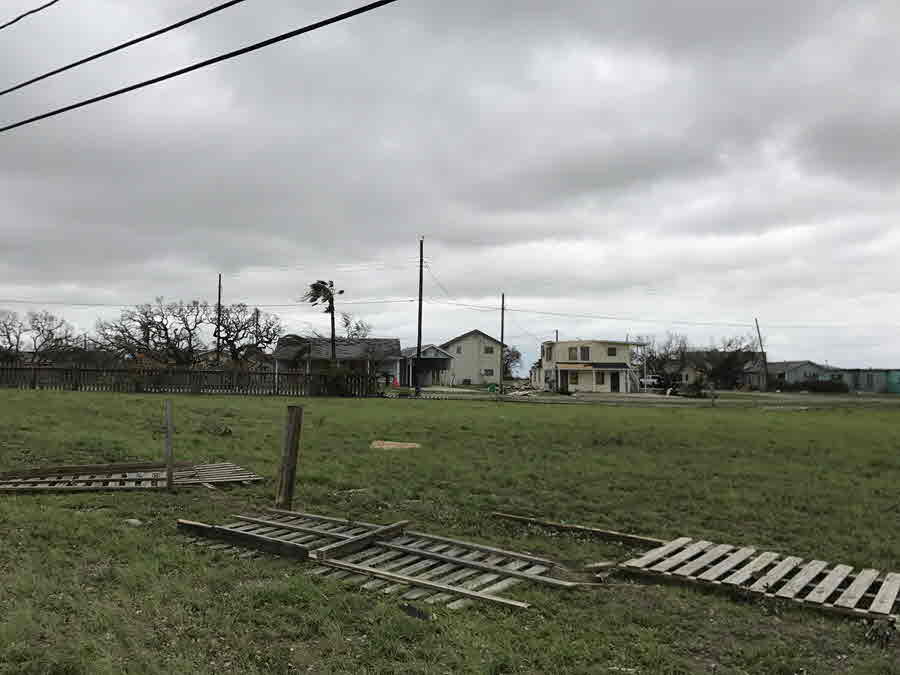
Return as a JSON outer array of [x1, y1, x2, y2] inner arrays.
[[484, 346, 494, 354], [568, 347, 577, 360], [595, 371, 605, 385], [580, 346, 590, 361], [483, 368, 494, 376], [570, 372, 579, 384], [607, 347, 617, 357], [683, 372, 689, 382], [544, 345, 553, 360], [456, 345, 462, 354]]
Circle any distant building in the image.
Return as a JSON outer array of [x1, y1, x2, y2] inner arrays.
[[272, 336, 401, 380], [439, 330, 505, 386], [840, 368, 900, 394], [398, 344, 454, 387], [532, 339, 643, 393]]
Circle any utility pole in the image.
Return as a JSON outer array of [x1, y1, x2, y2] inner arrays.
[[415, 237, 424, 396], [215, 273, 222, 365], [755, 317, 769, 392], [555, 329, 558, 342], [499, 293, 505, 395]]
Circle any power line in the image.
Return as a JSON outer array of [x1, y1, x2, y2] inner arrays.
[[0, 0, 62, 33], [0, 0, 401, 134], [1, 0, 250, 98], [424, 299, 755, 328], [0, 297, 415, 309], [424, 264, 455, 300]]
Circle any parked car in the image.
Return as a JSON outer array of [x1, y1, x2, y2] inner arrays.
[[640, 375, 661, 387]]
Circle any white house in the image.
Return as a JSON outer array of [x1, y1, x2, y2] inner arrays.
[[532, 339, 644, 393], [439, 329, 505, 386]]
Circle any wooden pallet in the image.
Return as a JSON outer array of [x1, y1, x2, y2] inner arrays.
[[0, 462, 263, 492], [179, 509, 574, 610], [619, 537, 899, 621]]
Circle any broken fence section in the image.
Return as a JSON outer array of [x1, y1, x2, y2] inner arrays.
[[620, 536, 899, 621], [0, 462, 262, 492], [179, 509, 575, 610]]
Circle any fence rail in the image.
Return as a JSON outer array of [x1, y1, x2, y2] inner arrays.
[[0, 366, 381, 397]]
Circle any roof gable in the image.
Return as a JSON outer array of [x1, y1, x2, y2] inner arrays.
[[439, 329, 505, 349]]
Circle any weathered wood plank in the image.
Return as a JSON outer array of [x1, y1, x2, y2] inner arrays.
[[233, 515, 356, 540], [835, 569, 880, 609], [673, 544, 734, 578], [804, 564, 853, 604], [312, 521, 410, 561], [722, 552, 779, 586], [623, 537, 692, 570], [376, 541, 576, 588], [447, 562, 549, 610], [490, 512, 666, 546], [749, 556, 803, 593], [315, 557, 530, 609], [869, 573, 900, 615], [650, 541, 713, 573], [775, 560, 829, 599], [176, 520, 309, 560]]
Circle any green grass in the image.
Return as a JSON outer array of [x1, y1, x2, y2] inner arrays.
[[2, 390, 900, 674]]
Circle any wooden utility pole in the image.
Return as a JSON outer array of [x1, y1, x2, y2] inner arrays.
[[164, 399, 174, 491], [215, 273, 223, 365], [499, 293, 505, 394], [755, 317, 769, 392], [415, 236, 424, 396], [275, 405, 303, 510]]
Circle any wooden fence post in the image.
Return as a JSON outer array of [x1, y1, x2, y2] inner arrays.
[[275, 405, 303, 509], [164, 399, 175, 491]]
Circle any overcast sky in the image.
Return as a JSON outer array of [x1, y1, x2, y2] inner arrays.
[[1, 0, 898, 371]]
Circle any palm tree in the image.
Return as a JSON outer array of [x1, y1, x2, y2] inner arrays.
[[301, 280, 343, 362]]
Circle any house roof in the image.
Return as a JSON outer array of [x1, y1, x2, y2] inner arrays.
[[400, 344, 454, 359], [440, 329, 506, 349], [767, 360, 838, 373], [273, 335, 401, 362]]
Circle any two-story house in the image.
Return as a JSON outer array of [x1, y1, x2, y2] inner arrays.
[[532, 339, 643, 393], [439, 329, 504, 386]]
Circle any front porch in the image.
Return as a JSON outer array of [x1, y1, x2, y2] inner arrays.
[[553, 363, 633, 394]]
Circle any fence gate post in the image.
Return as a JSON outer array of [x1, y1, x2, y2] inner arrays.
[[164, 399, 175, 491], [275, 405, 303, 509]]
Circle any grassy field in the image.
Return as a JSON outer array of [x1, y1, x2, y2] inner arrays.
[[2, 390, 900, 674]]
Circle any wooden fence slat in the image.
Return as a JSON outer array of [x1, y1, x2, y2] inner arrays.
[[624, 537, 693, 570], [0, 366, 377, 397], [775, 560, 829, 599], [869, 573, 900, 615], [835, 569, 880, 609]]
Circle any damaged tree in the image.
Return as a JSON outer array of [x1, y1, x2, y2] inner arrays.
[[95, 298, 209, 367]]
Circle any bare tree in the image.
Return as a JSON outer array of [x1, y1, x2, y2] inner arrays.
[[26, 311, 74, 363], [0, 310, 27, 362], [301, 280, 343, 361], [218, 304, 283, 364], [502, 346, 522, 378], [632, 332, 688, 387], [96, 298, 209, 367], [340, 313, 372, 339]]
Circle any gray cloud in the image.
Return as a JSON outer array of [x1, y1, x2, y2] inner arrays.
[[1, 0, 899, 370]]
